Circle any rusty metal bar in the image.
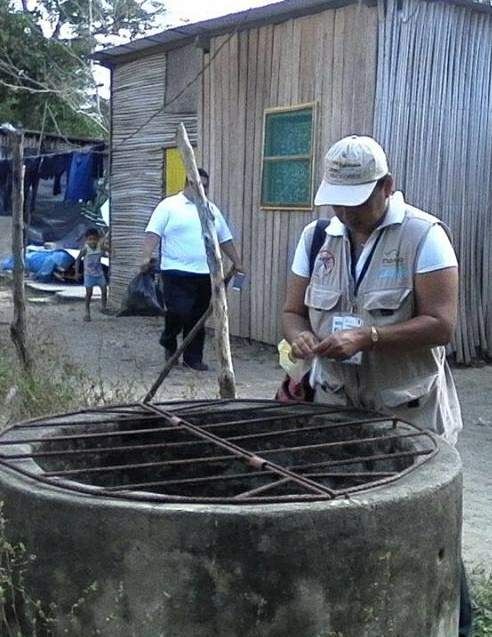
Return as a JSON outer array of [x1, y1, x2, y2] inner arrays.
[[0, 424, 190, 446], [235, 478, 292, 499], [9, 414, 164, 430], [141, 403, 336, 497], [1, 427, 424, 466], [102, 469, 397, 493], [41, 453, 236, 477], [0, 417, 400, 458], [290, 448, 433, 471], [248, 431, 424, 456], [32, 438, 433, 479], [200, 413, 390, 431]]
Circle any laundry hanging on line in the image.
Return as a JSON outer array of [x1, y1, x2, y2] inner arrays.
[[0, 144, 105, 216]]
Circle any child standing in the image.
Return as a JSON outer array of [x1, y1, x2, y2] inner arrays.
[[75, 228, 108, 321]]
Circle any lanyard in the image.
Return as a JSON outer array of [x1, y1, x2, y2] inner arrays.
[[351, 230, 383, 296]]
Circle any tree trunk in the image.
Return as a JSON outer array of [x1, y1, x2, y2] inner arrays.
[[176, 123, 236, 399], [8, 128, 33, 374]]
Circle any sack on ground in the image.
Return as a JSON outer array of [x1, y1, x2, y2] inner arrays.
[[119, 272, 164, 317]]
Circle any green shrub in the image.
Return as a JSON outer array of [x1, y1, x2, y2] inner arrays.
[[472, 568, 492, 636]]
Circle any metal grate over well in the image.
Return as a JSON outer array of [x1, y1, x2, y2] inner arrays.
[[0, 400, 438, 504]]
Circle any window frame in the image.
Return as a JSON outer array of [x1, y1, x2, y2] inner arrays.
[[260, 102, 317, 212]]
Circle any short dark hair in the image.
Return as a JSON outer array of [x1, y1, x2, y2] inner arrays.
[[85, 227, 100, 238], [185, 168, 209, 188]]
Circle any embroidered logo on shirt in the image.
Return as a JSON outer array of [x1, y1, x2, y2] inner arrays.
[[318, 249, 336, 273], [382, 248, 406, 266]]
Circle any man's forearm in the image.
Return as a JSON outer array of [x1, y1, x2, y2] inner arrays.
[[142, 233, 160, 264], [370, 315, 454, 351], [220, 240, 242, 269]]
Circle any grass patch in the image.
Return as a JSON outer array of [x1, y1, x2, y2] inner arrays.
[[0, 339, 82, 426], [472, 568, 492, 636], [0, 334, 139, 428], [0, 503, 102, 636]]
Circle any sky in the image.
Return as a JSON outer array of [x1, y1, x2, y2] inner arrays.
[[94, 0, 277, 96]]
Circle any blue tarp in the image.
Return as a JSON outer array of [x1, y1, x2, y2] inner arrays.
[[0, 250, 75, 282]]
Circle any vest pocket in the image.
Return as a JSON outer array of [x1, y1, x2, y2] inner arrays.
[[379, 372, 438, 409], [305, 286, 341, 311], [362, 287, 411, 311], [362, 287, 412, 322]]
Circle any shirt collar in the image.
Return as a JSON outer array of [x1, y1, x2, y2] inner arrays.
[[325, 191, 406, 236]]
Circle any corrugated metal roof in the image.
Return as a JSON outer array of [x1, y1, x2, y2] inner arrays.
[[94, 0, 492, 66], [93, 0, 357, 65]]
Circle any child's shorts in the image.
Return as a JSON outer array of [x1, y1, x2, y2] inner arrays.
[[84, 274, 107, 289]]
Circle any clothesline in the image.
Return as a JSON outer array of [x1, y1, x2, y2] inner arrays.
[[0, 144, 105, 215], [0, 144, 107, 162]]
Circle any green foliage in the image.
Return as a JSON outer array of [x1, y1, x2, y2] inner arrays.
[[0, 502, 102, 636], [40, 0, 164, 40], [472, 568, 492, 636], [0, 502, 57, 636], [0, 0, 165, 137], [0, 326, 139, 427], [0, 337, 79, 423]]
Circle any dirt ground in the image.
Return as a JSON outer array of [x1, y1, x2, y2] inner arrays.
[[0, 217, 490, 570]]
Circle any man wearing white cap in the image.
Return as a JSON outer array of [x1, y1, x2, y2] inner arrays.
[[282, 135, 471, 636]]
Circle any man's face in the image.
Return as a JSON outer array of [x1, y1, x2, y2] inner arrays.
[[332, 176, 393, 233]]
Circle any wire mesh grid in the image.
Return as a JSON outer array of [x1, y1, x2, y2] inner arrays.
[[0, 399, 438, 504]]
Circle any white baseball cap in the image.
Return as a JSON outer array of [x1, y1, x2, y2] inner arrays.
[[314, 135, 389, 207]]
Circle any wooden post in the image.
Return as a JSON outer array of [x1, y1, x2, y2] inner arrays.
[[143, 268, 234, 403], [7, 126, 33, 374], [176, 123, 236, 399]]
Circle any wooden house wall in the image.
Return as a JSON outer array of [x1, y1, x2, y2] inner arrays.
[[374, 0, 492, 363], [110, 50, 197, 308], [200, 4, 378, 344], [110, 51, 168, 307]]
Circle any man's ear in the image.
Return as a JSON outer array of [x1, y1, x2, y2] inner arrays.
[[384, 174, 394, 196]]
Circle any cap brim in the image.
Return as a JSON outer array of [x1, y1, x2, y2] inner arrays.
[[314, 180, 378, 207]]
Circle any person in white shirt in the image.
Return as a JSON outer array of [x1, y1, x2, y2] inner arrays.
[[142, 168, 243, 371], [282, 135, 471, 637]]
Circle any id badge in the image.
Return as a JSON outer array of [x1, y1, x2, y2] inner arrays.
[[332, 314, 364, 365]]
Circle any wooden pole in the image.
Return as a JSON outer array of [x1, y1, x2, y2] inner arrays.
[[143, 268, 234, 403], [7, 126, 33, 374], [176, 123, 236, 399]]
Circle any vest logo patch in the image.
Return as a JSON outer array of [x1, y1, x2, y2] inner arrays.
[[382, 248, 406, 266], [318, 249, 335, 273]]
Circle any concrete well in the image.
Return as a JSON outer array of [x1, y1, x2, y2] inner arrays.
[[0, 401, 462, 637]]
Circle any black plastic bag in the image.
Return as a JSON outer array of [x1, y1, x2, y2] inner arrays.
[[119, 272, 165, 317]]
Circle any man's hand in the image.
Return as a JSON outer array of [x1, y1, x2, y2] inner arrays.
[[313, 328, 371, 360], [291, 330, 319, 359], [140, 257, 156, 274]]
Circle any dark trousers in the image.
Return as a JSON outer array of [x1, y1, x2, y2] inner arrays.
[[160, 272, 211, 365]]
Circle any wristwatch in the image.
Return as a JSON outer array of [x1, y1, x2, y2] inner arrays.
[[370, 326, 380, 347]]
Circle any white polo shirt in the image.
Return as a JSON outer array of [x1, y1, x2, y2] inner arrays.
[[292, 191, 458, 278], [145, 192, 233, 273]]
